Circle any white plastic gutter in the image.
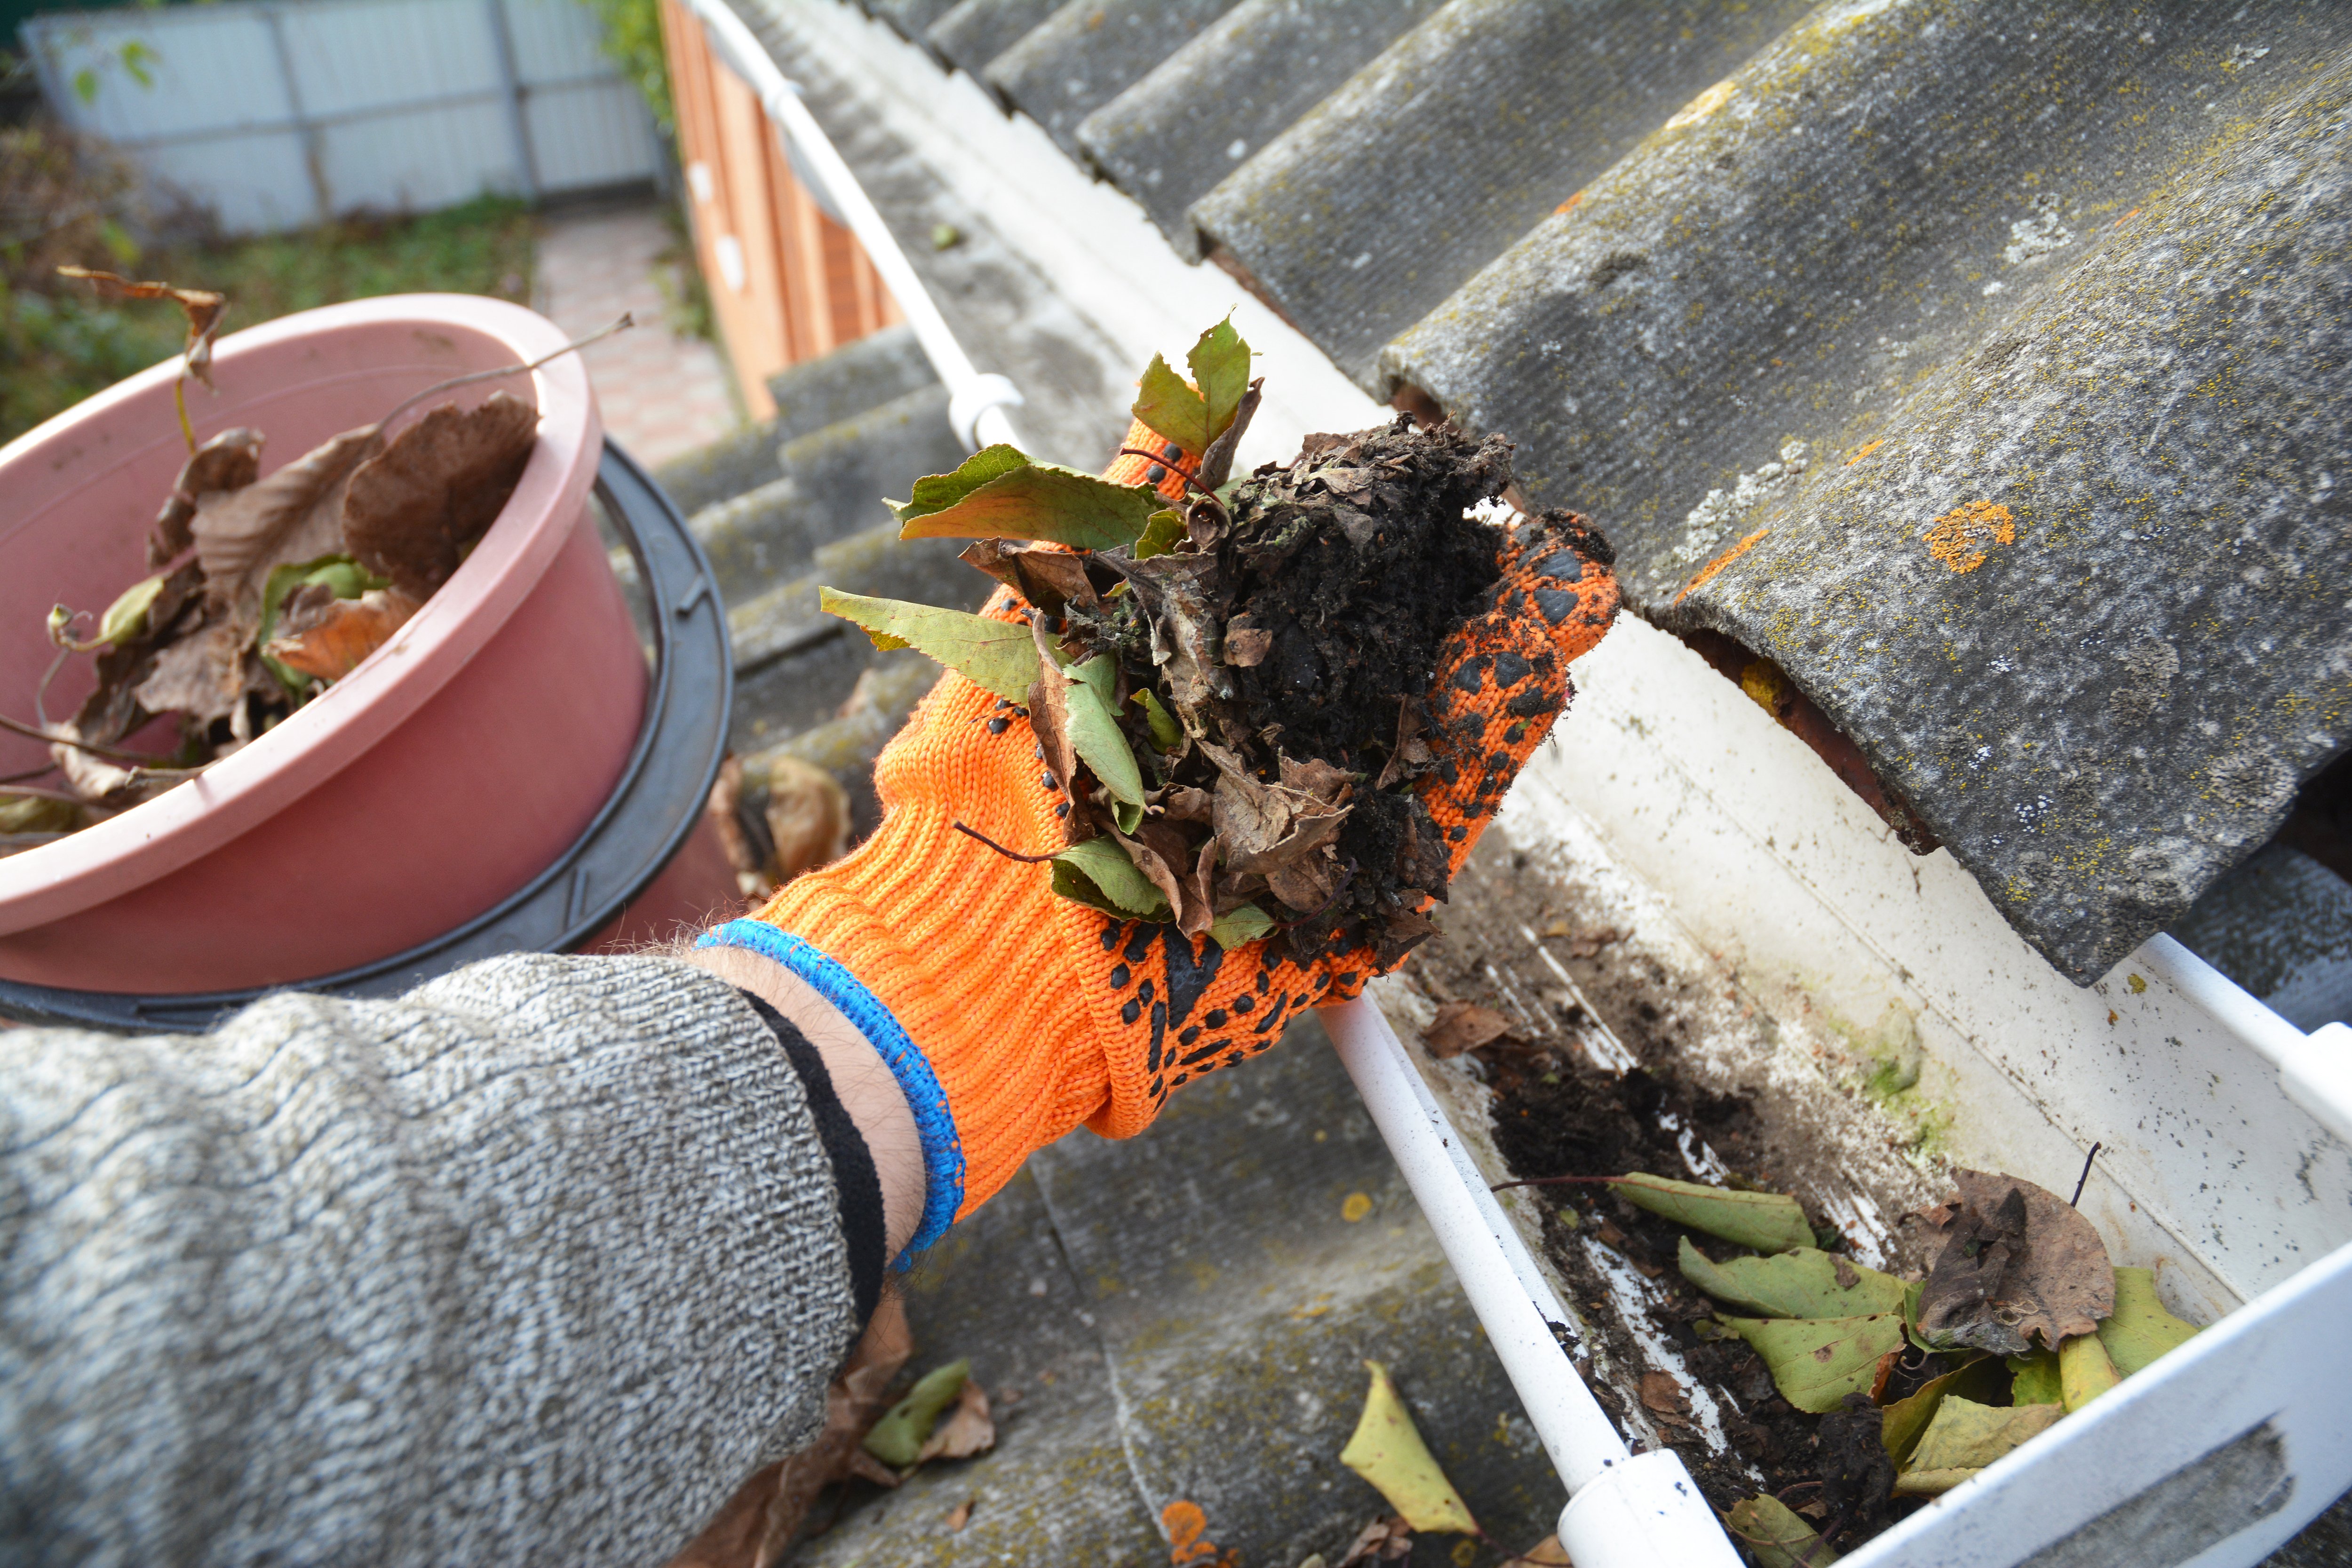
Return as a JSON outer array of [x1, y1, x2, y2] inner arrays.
[[2138, 933, 2352, 1147], [675, 0, 1027, 452], [1322, 997, 1744, 1564]]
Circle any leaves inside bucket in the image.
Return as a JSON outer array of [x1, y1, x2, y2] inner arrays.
[[13, 279, 621, 844]]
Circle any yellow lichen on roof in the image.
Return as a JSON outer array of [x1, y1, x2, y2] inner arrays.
[[1677, 525, 1771, 605], [1925, 501, 2016, 573]]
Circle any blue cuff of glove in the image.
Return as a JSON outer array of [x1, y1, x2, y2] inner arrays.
[[698, 918, 963, 1267]]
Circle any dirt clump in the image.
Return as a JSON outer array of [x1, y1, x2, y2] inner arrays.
[[1063, 415, 1590, 965]]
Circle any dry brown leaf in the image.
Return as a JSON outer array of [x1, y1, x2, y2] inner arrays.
[[1639, 1370, 1690, 1414], [1422, 1001, 1517, 1059], [666, 1296, 914, 1568], [915, 1377, 994, 1462], [1335, 1515, 1414, 1567], [706, 755, 770, 900], [1187, 837, 1220, 932], [1026, 616, 1088, 829], [1124, 554, 1223, 731], [1157, 784, 1216, 823], [191, 426, 381, 610], [344, 392, 539, 598], [264, 587, 420, 682], [151, 427, 262, 566], [134, 616, 249, 722], [763, 756, 849, 883], [1517, 1536, 1573, 1567], [1376, 907, 1439, 966], [57, 266, 227, 386], [1224, 622, 1272, 667], [1916, 1169, 2114, 1355], [1265, 846, 1343, 913], [958, 539, 1101, 618], [1279, 755, 1356, 806], [1113, 824, 1194, 933], [1393, 808, 1449, 899], [1211, 766, 1349, 877], [943, 1498, 976, 1533]]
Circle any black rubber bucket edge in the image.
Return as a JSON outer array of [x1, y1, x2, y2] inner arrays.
[[0, 440, 732, 1032]]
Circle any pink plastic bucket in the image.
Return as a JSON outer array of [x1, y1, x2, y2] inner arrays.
[[0, 295, 682, 993]]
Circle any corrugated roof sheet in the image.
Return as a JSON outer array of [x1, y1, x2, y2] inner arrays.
[[828, 0, 2352, 985], [983, 0, 1239, 160], [1074, 0, 1439, 261]]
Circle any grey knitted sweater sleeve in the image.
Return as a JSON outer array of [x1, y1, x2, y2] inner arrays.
[[0, 952, 866, 1568]]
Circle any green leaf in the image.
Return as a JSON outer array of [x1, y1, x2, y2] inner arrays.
[[1724, 1494, 1838, 1568], [1131, 688, 1182, 750], [1718, 1313, 1908, 1413], [886, 443, 1033, 525], [1133, 508, 1187, 560], [1677, 1237, 1907, 1320], [1064, 656, 1145, 806], [1613, 1173, 1814, 1254], [895, 457, 1158, 550], [1880, 1355, 2005, 1467], [2098, 1266, 2199, 1377], [73, 67, 98, 104], [819, 589, 1039, 700], [1187, 315, 1252, 442], [1340, 1361, 1478, 1535], [1130, 353, 1208, 454], [1893, 1396, 2063, 1496], [1208, 902, 1273, 950], [1051, 838, 1172, 921], [2, 792, 84, 835], [91, 574, 166, 647], [2005, 1347, 2063, 1407], [862, 1359, 969, 1467], [2059, 1329, 2120, 1412], [118, 39, 157, 88]]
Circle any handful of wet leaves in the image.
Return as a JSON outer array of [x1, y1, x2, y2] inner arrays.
[[1515, 1167, 2202, 1564], [1, 270, 608, 855], [825, 318, 1535, 965]]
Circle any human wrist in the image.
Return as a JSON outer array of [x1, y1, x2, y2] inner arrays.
[[692, 919, 964, 1263], [683, 939, 928, 1264]]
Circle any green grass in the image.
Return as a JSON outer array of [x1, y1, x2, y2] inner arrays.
[[4, 193, 537, 445]]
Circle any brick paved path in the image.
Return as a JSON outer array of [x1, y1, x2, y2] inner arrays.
[[535, 199, 739, 469]]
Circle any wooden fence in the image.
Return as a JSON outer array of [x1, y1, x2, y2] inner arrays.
[[659, 0, 898, 420]]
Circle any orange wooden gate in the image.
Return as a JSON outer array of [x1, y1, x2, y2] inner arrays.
[[660, 0, 900, 420]]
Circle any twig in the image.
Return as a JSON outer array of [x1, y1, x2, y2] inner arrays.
[[34, 647, 68, 728], [1116, 446, 1207, 495], [377, 314, 634, 432], [0, 711, 175, 765], [1489, 1174, 1631, 1194], [952, 820, 1058, 863], [0, 762, 59, 785], [2070, 1142, 2102, 1207]]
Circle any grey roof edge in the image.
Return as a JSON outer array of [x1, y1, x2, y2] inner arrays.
[[1184, 0, 1814, 387], [1367, 1, 2352, 982]]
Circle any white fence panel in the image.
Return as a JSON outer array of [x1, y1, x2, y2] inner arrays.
[[25, 0, 660, 235]]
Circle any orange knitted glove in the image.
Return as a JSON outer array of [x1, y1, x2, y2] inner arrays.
[[700, 418, 1617, 1258]]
